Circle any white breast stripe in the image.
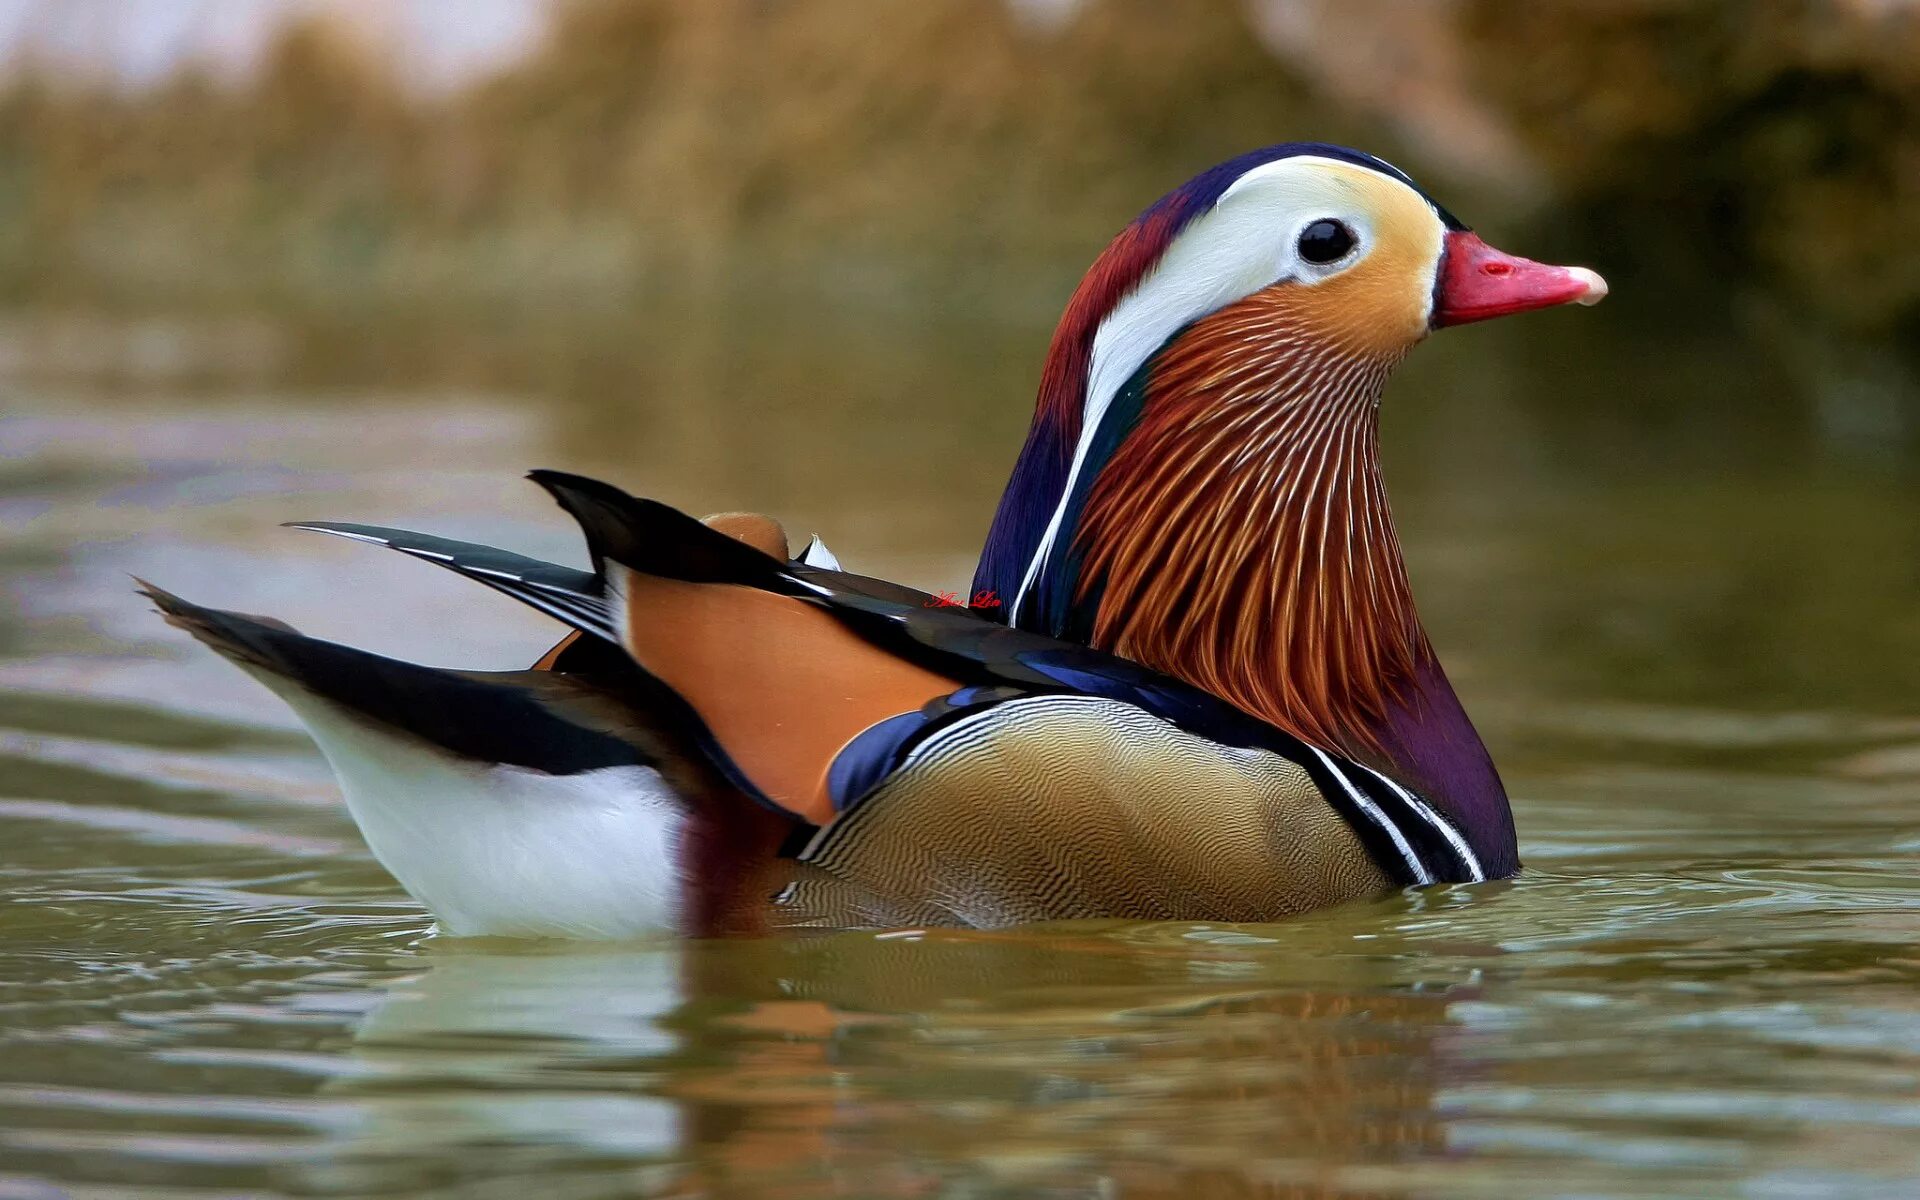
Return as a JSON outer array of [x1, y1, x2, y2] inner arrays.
[[1357, 764, 1485, 883], [1008, 461, 1079, 620], [1307, 746, 1432, 886]]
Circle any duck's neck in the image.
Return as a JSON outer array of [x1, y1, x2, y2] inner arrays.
[[977, 293, 1515, 872]]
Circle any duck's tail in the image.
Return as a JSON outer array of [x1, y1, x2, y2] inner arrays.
[[143, 583, 791, 938], [150, 473, 965, 935]]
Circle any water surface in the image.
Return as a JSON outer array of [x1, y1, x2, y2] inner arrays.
[[4, 309, 1920, 1198]]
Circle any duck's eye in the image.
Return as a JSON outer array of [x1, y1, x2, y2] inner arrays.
[[1297, 219, 1356, 265]]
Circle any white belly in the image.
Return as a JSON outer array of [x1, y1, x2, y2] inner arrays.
[[272, 683, 687, 939]]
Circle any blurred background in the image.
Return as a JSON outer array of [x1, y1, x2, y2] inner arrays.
[[5, 0, 1920, 706], [4, 0, 1920, 690], [9, 6, 1920, 1196], [4, 0, 1920, 430]]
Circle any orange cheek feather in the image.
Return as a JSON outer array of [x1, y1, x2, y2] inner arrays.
[[1307, 206, 1438, 356]]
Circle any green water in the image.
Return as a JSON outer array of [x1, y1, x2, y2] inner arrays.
[[4, 305, 1920, 1198]]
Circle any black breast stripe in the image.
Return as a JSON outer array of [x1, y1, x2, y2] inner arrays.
[[1300, 749, 1486, 886], [1352, 763, 1486, 884], [1299, 747, 1434, 887]]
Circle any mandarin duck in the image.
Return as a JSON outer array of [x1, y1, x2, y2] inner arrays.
[[149, 143, 1605, 938]]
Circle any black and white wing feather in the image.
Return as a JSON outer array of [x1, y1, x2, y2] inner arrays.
[[287, 521, 617, 641]]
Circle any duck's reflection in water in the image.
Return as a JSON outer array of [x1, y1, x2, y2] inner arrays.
[[324, 919, 1480, 1199]]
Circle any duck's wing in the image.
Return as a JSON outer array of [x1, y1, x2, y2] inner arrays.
[[288, 518, 848, 675], [288, 521, 614, 636], [287, 507, 1193, 723], [285, 507, 969, 827], [142, 584, 792, 938], [513, 472, 1280, 732]]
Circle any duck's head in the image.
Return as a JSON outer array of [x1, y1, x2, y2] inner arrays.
[[981, 145, 1606, 623], [975, 144, 1607, 873], [1069, 146, 1605, 391]]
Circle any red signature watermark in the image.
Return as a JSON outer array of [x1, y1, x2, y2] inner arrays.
[[925, 589, 1002, 609]]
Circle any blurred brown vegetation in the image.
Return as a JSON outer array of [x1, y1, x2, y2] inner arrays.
[[1458, 0, 1920, 430], [2, 0, 1919, 438], [0, 0, 1349, 316]]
